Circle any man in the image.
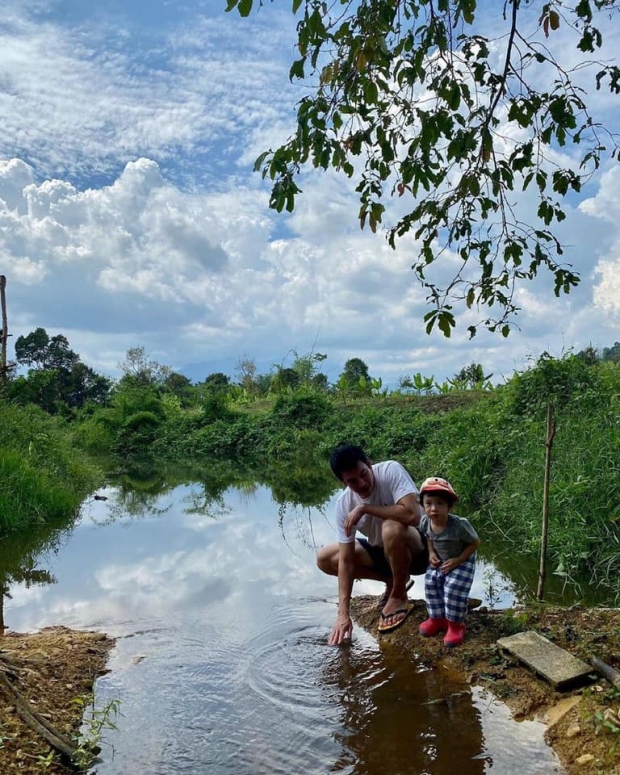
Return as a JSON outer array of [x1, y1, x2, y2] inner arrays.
[[317, 444, 428, 645]]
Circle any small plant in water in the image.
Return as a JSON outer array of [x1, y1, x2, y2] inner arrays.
[[72, 696, 122, 770]]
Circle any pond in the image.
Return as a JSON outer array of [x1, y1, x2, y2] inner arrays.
[[2, 469, 598, 774]]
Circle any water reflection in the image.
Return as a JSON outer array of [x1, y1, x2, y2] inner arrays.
[[325, 647, 486, 774], [0, 517, 71, 631], [0, 469, 595, 774]]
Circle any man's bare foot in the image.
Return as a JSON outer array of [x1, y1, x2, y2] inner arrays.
[[381, 595, 411, 621], [376, 578, 414, 610], [378, 599, 415, 633]]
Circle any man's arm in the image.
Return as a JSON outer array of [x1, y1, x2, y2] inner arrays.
[[328, 541, 356, 646], [343, 493, 421, 537]]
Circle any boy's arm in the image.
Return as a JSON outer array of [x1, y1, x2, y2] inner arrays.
[[428, 538, 441, 568], [440, 538, 480, 574]]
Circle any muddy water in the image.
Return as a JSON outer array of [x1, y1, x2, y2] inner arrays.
[[3, 481, 564, 774]]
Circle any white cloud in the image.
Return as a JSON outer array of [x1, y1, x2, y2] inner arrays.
[[0, 1, 618, 385], [579, 167, 620, 317]]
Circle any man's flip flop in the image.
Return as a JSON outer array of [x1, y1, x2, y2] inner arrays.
[[377, 603, 414, 634], [376, 578, 414, 610]]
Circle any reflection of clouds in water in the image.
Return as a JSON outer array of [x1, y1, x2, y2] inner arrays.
[[473, 687, 562, 772], [3, 481, 562, 775], [5, 482, 524, 640], [5, 486, 335, 636]]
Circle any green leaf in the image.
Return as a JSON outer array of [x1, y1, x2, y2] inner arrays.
[[437, 311, 455, 338], [237, 0, 253, 17], [292, 0, 303, 14], [289, 58, 305, 80], [253, 151, 270, 173]]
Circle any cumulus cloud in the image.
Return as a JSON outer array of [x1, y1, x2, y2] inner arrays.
[[1, 1, 619, 385], [0, 150, 618, 385]]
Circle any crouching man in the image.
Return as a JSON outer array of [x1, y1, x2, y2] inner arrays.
[[317, 444, 428, 645]]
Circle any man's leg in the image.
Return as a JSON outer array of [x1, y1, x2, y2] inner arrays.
[[316, 541, 392, 583], [380, 522, 425, 623]]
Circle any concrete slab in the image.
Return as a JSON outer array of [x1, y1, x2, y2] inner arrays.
[[497, 631, 594, 690]]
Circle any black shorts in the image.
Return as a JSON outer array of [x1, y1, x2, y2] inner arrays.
[[357, 529, 428, 577]]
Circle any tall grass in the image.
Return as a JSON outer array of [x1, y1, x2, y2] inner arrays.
[[0, 403, 101, 534]]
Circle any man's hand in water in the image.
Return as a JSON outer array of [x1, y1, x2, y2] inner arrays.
[[329, 614, 353, 645]]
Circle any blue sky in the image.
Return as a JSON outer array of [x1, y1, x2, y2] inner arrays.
[[1, 0, 619, 387]]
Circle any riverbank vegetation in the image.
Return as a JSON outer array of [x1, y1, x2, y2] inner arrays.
[[0, 403, 101, 535], [2, 332, 620, 599]]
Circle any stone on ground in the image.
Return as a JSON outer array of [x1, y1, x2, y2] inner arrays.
[[497, 630, 593, 690]]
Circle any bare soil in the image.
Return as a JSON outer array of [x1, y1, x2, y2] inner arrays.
[[1, 605, 619, 774], [0, 627, 114, 774], [351, 596, 620, 775]]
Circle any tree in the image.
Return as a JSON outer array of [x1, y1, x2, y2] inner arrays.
[[453, 362, 492, 388], [11, 328, 110, 412], [118, 346, 171, 387], [310, 371, 329, 391], [204, 372, 230, 391], [227, 0, 620, 337], [601, 341, 620, 362], [576, 344, 599, 365], [235, 354, 261, 395], [291, 350, 328, 387], [162, 372, 193, 401], [339, 357, 372, 393], [60, 362, 111, 408], [8, 370, 61, 413], [15, 328, 78, 371], [271, 366, 301, 392], [14, 327, 50, 369]]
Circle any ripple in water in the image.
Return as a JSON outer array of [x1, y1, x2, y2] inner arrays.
[[227, 600, 344, 774]]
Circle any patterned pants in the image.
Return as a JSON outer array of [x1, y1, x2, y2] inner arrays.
[[424, 556, 476, 623]]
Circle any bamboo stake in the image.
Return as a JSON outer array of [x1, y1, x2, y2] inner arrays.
[[0, 275, 7, 384], [537, 402, 556, 601]]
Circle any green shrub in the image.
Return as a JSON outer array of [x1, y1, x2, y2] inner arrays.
[[270, 393, 331, 429], [114, 410, 162, 456]]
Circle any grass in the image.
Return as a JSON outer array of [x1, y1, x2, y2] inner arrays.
[[0, 402, 101, 534]]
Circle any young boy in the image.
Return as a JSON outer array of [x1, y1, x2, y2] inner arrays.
[[418, 477, 480, 647]]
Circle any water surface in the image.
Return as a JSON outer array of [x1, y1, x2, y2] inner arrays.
[[3, 479, 566, 774]]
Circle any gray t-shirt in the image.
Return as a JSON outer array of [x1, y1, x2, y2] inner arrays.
[[335, 460, 419, 546], [419, 513, 478, 561]]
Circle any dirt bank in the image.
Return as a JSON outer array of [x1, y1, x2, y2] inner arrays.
[[0, 627, 114, 774], [351, 596, 620, 775]]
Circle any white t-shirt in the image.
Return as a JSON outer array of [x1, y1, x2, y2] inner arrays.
[[335, 460, 419, 546]]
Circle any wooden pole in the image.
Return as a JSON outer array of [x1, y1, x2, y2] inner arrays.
[[537, 402, 556, 601], [0, 275, 7, 384]]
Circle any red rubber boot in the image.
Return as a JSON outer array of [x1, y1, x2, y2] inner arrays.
[[443, 621, 466, 647], [419, 617, 449, 637]]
